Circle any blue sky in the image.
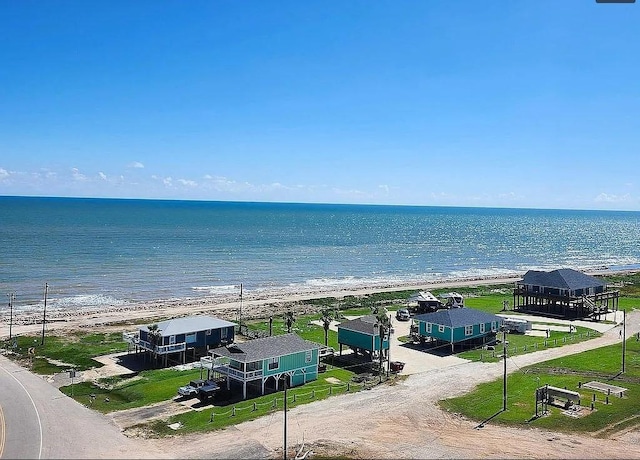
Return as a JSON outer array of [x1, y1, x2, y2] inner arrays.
[[1, 1, 639, 210]]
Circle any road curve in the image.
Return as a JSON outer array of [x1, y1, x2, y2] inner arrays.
[[0, 360, 42, 459]]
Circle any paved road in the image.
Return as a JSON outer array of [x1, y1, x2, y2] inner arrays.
[[0, 355, 168, 459], [0, 362, 42, 459]]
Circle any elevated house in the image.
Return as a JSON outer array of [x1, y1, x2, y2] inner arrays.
[[513, 268, 619, 319], [123, 315, 236, 366], [202, 333, 320, 400], [412, 308, 502, 353], [337, 315, 390, 360]]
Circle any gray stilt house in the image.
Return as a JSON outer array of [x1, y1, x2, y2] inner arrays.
[[337, 315, 390, 359], [412, 308, 502, 353], [202, 333, 320, 400], [513, 268, 619, 318], [123, 315, 236, 366]]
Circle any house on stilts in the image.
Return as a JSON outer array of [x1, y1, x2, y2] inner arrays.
[[201, 333, 320, 400], [123, 315, 236, 366], [512, 268, 619, 319]]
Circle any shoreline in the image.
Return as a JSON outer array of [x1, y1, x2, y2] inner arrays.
[[1, 267, 636, 340]]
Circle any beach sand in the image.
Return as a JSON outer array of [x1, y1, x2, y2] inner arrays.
[[0, 268, 634, 340]]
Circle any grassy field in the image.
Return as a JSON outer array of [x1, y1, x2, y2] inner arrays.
[[440, 337, 640, 435], [131, 367, 368, 436], [4, 332, 129, 374]]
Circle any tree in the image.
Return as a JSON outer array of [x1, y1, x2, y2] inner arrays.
[[284, 310, 296, 333], [147, 324, 162, 349], [320, 308, 333, 346], [375, 310, 391, 381]]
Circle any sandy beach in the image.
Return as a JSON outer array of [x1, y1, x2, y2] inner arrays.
[[1, 268, 634, 340]]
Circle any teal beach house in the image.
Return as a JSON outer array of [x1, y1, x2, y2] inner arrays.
[[337, 315, 390, 359], [412, 308, 503, 353], [204, 333, 320, 399]]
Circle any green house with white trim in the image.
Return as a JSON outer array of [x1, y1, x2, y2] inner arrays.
[[413, 308, 503, 353], [337, 315, 390, 358], [204, 333, 320, 399]]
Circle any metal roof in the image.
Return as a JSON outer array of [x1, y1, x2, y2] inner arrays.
[[140, 315, 236, 337], [337, 315, 381, 336], [413, 308, 503, 329], [520, 269, 605, 291], [212, 333, 319, 362]]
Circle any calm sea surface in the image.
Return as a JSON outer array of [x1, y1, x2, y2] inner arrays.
[[1, 196, 639, 313]]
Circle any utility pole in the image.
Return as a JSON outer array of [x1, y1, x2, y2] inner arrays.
[[502, 325, 507, 411], [238, 283, 243, 330], [41, 283, 48, 346], [8, 292, 15, 341], [283, 374, 288, 460], [622, 309, 626, 373]]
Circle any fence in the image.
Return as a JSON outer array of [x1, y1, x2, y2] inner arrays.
[[478, 331, 592, 361], [206, 381, 367, 423]]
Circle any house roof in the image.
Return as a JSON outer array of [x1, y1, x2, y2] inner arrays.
[[140, 315, 236, 337], [337, 315, 382, 335], [212, 333, 319, 362], [519, 269, 605, 291], [413, 308, 503, 329]]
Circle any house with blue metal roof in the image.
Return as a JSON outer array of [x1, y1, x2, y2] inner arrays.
[[412, 308, 503, 353], [123, 315, 236, 366], [513, 268, 619, 318], [203, 333, 320, 400]]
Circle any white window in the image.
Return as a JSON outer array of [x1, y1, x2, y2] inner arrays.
[[268, 357, 279, 370], [480, 323, 486, 334], [185, 333, 197, 344], [169, 335, 176, 345], [221, 327, 228, 339], [426, 323, 432, 333], [491, 321, 497, 332], [206, 329, 212, 336], [438, 324, 445, 333], [465, 325, 473, 336], [305, 350, 312, 363]]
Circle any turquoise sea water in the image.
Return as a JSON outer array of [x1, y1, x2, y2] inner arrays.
[[1, 196, 639, 313]]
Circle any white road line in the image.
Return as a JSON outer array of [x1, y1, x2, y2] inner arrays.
[[0, 364, 43, 459], [0, 403, 5, 458]]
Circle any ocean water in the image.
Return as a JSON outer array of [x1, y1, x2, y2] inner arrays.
[[1, 196, 639, 313]]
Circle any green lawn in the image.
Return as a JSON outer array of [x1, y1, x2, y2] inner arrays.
[[6, 332, 129, 374], [440, 337, 640, 435], [132, 367, 363, 436]]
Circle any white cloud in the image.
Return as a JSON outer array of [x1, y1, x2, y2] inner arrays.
[[177, 178, 197, 187], [98, 172, 107, 180], [0, 168, 9, 181], [378, 184, 389, 194], [71, 168, 87, 182], [127, 161, 145, 169], [594, 192, 632, 203]]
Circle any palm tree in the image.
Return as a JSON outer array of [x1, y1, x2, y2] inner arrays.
[[320, 308, 333, 346], [147, 324, 162, 349], [375, 310, 391, 381], [284, 310, 295, 333]]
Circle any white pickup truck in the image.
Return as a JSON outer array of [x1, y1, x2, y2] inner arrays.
[[177, 379, 207, 398]]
